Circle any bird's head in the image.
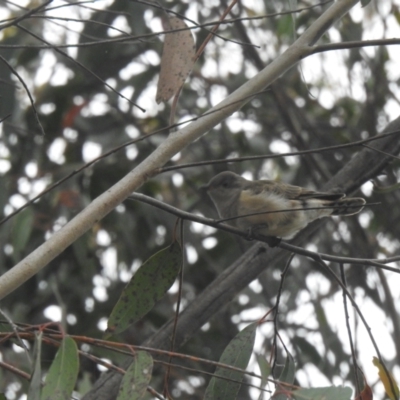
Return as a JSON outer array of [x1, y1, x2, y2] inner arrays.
[[203, 171, 245, 213]]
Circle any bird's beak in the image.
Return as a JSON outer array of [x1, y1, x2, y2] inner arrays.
[[199, 183, 210, 192]]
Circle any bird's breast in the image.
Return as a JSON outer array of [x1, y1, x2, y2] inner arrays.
[[236, 190, 320, 238]]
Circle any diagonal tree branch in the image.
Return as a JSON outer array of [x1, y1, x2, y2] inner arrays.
[[145, 116, 400, 352], [82, 114, 400, 400], [0, 0, 360, 300]]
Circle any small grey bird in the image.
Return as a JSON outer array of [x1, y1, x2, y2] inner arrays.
[[204, 171, 366, 240]]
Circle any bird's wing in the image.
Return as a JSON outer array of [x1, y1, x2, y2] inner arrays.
[[295, 185, 345, 201], [247, 179, 345, 201]]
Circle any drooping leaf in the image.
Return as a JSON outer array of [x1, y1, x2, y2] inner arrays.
[[292, 336, 322, 366], [373, 356, 399, 400], [256, 354, 271, 400], [40, 337, 79, 400], [11, 207, 34, 261], [288, 0, 298, 38], [28, 332, 43, 400], [204, 322, 257, 400], [292, 386, 352, 400], [107, 241, 182, 335], [117, 351, 153, 400], [360, 0, 371, 7], [156, 16, 196, 103], [272, 348, 296, 400]]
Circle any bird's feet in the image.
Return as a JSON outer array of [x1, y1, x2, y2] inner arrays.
[[245, 226, 281, 247]]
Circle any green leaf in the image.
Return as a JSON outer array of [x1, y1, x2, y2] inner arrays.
[[256, 354, 271, 400], [117, 351, 153, 400], [292, 386, 353, 400], [107, 241, 182, 335], [288, 0, 298, 36], [28, 332, 43, 400], [277, 15, 294, 38], [360, 0, 371, 7], [40, 337, 79, 400], [272, 349, 296, 399], [292, 336, 322, 365], [11, 208, 34, 261], [204, 322, 257, 400]]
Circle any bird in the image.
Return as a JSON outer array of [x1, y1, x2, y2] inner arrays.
[[203, 171, 366, 241]]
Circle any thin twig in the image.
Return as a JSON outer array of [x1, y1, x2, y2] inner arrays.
[[315, 257, 398, 400], [194, 0, 239, 63], [15, 23, 145, 112], [217, 203, 378, 225], [128, 193, 400, 273], [339, 264, 361, 397], [134, 0, 256, 47], [271, 253, 294, 377], [0, 89, 271, 227], [362, 143, 400, 161], [0, 55, 45, 135], [0, 0, 53, 31], [159, 128, 400, 172], [311, 38, 400, 55]]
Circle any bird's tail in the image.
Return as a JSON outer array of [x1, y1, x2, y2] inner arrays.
[[330, 197, 366, 216]]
